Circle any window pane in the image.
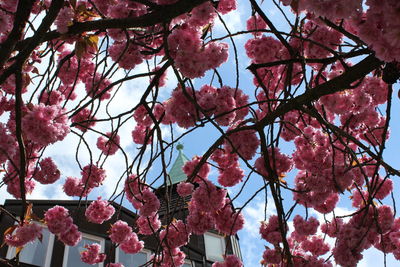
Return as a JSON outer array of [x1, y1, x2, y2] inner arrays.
[[119, 250, 147, 267], [19, 227, 51, 266], [204, 234, 224, 261], [66, 237, 101, 267]]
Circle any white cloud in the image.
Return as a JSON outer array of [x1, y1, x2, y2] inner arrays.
[[239, 197, 276, 266]]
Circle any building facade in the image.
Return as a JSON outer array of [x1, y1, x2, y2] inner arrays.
[[0, 147, 242, 267]]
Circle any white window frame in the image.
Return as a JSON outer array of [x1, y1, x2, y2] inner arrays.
[[115, 247, 151, 266], [204, 232, 226, 262], [62, 232, 105, 267], [182, 259, 195, 267], [6, 222, 55, 267], [230, 235, 242, 260]]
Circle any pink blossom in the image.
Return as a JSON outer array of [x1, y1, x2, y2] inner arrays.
[[177, 182, 194, 197], [81, 244, 106, 264], [81, 164, 106, 189], [120, 232, 144, 254], [293, 215, 319, 236], [136, 214, 161, 235], [138, 189, 160, 217], [159, 220, 191, 249], [260, 215, 287, 245], [97, 132, 120, 155], [191, 180, 227, 213], [110, 220, 132, 244], [44, 206, 73, 234], [63, 176, 91, 197], [5, 223, 42, 247], [22, 103, 70, 147], [217, 0, 237, 14], [85, 197, 115, 224], [84, 73, 113, 100], [108, 41, 143, 70], [261, 248, 282, 265], [182, 156, 210, 182], [59, 224, 82, 246], [55, 7, 74, 34], [214, 199, 244, 235], [187, 202, 215, 234], [212, 255, 243, 267], [71, 108, 97, 132], [33, 157, 60, 184]]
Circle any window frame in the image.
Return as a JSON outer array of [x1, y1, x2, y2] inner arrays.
[[230, 235, 242, 260], [115, 247, 151, 267], [6, 222, 55, 267], [204, 232, 226, 262], [62, 232, 105, 267], [182, 259, 195, 267]]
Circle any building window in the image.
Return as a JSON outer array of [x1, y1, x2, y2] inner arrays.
[[204, 232, 225, 262], [62, 233, 105, 267], [6, 223, 54, 267], [230, 235, 242, 259], [182, 260, 195, 267], [116, 248, 150, 267]]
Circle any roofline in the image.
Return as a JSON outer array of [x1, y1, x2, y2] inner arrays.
[[3, 199, 136, 218]]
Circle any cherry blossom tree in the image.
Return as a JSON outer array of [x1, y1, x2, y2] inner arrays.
[[0, 0, 400, 266]]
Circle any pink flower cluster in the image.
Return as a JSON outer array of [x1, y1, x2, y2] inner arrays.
[[186, 180, 244, 235], [57, 50, 95, 86], [353, 0, 400, 61], [260, 215, 286, 245], [255, 147, 293, 178], [81, 244, 106, 264], [245, 36, 283, 64], [55, 7, 74, 34], [97, 132, 120, 155], [293, 215, 319, 236], [136, 214, 161, 235], [0, 122, 16, 164], [63, 164, 106, 197], [246, 15, 267, 36], [160, 220, 191, 249], [45, 206, 82, 246], [212, 255, 243, 267], [22, 103, 70, 147], [4, 222, 42, 247], [85, 197, 115, 224], [108, 41, 143, 70], [191, 180, 226, 213], [332, 206, 396, 266], [176, 182, 194, 197], [124, 175, 160, 216], [152, 248, 186, 267], [217, 0, 237, 14], [163, 85, 249, 128], [214, 199, 245, 235], [109, 220, 144, 254], [71, 108, 97, 132], [168, 24, 229, 78], [302, 20, 343, 59], [298, 0, 362, 20], [224, 128, 259, 160], [182, 156, 210, 182], [188, 2, 217, 27], [120, 232, 144, 254], [84, 73, 114, 100], [33, 157, 60, 184], [211, 149, 244, 187]]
